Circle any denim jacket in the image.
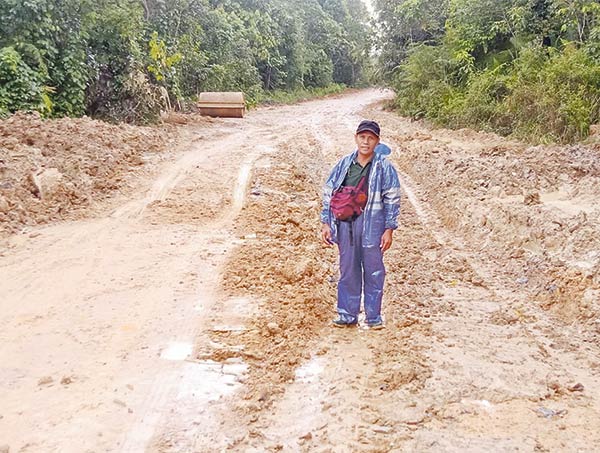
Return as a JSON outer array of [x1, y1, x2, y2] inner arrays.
[[320, 150, 401, 247]]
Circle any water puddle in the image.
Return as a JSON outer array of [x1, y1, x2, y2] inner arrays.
[[295, 356, 324, 383], [233, 160, 253, 210], [461, 398, 495, 414], [121, 358, 248, 451], [211, 325, 246, 333], [160, 342, 193, 361], [176, 360, 247, 401]]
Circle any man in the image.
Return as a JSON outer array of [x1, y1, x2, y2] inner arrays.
[[320, 120, 401, 329]]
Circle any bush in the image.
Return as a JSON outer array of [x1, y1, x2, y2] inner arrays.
[[0, 0, 371, 123], [392, 44, 456, 120], [394, 42, 600, 143], [0, 46, 51, 115], [503, 46, 600, 142], [449, 66, 512, 133]]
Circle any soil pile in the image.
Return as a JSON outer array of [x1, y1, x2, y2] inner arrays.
[[206, 135, 334, 396], [382, 119, 600, 335], [195, 120, 454, 450], [0, 112, 179, 236]]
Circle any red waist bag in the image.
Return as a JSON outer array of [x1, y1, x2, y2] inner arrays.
[[330, 176, 368, 221]]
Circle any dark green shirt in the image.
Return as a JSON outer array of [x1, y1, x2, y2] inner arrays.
[[342, 159, 372, 187]]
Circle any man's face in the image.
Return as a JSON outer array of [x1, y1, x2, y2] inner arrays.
[[355, 131, 380, 158]]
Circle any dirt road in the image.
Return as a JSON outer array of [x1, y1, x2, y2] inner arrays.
[[1, 89, 599, 452]]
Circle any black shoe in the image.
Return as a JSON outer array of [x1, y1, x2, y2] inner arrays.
[[332, 318, 357, 327]]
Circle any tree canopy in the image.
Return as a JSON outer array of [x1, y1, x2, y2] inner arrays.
[[0, 0, 372, 121], [374, 0, 600, 142], [3, 0, 600, 142]]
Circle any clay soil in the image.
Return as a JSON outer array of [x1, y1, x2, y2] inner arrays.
[[1, 89, 599, 453]]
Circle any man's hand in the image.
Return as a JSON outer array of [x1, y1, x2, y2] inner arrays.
[[321, 223, 333, 246], [380, 229, 393, 252]]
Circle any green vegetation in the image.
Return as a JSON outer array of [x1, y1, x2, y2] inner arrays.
[[0, 0, 371, 122], [3, 0, 599, 142], [375, 0, 600, 143]]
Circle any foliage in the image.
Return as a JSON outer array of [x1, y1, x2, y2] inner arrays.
[[377, 0, 600, 142], [0, 46, 51, 115], [0, 0, 373, 122], [84, 0, 150, 121], [392, 44, 457, 120], [147, 31, 183, 109], [0, 0, 88, 117], [504, 45, 600, 142], [373, 0, 449, 79]]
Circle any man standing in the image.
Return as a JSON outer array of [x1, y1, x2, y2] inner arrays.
[[320, 120, 401, 329]]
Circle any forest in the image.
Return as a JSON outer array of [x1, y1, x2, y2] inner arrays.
[[376, 0, 600, 142], [2, 0, 600, 142], [0, 0, 372, 122]]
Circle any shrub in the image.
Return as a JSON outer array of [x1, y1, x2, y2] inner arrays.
[[504, 45, 600, 142], [392, 44, 456, 120], [394, 42, 600, 143], [452, 66, 512, 133], [0, 46, 51, 115]]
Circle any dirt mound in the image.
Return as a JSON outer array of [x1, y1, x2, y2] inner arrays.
[[0, 112, 179, 236], [383, 117, 600, 333], [204, 137, 334, 393]]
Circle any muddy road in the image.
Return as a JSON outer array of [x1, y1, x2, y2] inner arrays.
[[1, 89, 600, 452]]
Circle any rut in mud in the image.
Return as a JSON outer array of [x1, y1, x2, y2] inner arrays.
[[1, 89, 599, 452]]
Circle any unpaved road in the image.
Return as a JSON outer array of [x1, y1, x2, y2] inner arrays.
[[1, 89, 600, 452]]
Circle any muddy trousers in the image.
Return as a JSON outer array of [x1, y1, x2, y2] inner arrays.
[[336, 214, 385, 324]]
